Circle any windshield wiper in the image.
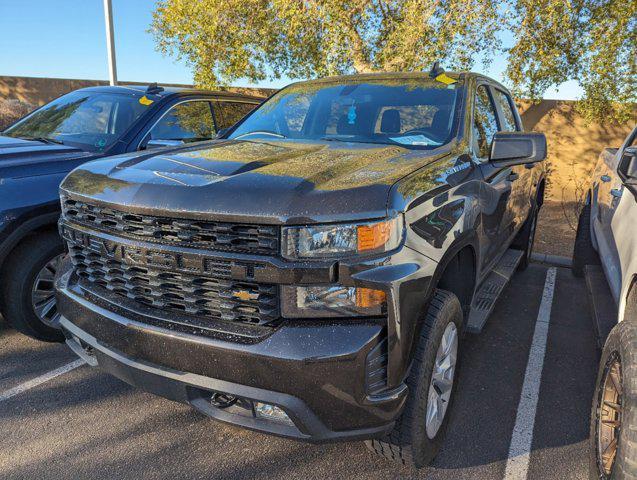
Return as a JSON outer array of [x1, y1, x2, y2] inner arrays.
[[320, 136, 348, 142], [19, 136, 64, 145], [234, 131, 286, 140]]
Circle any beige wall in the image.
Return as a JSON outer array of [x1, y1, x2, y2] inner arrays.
[[518, 100, 636, 201], [0, 75, 274, 105]]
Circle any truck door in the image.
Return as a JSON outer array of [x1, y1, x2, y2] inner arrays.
[[490, 87, 535, 238], [595, 130, 637, 301], [473, 84, 516, 270]]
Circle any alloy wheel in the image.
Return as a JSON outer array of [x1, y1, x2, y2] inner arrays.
[[31, 254, 64, 328], [597, 353, 622, 476], [426, 322, 458, 439]]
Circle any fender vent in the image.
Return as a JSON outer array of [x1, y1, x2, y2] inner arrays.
[[365, 337, 388, 396]]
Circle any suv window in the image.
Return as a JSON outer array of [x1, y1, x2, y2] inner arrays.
[[473, 86, 499, 158], [215, 101, 257, 130], [149, 101, 215, 142], [4, 91, 150, 152], [493, 89, 518, 132]]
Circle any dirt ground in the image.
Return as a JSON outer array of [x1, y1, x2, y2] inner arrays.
[[535, 200, 577, 258]]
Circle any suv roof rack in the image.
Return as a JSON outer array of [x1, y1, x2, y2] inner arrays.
[[146, 83, 165, 94], [428, 61, 445, 79]]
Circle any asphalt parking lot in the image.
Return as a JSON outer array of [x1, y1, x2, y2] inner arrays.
[[0, 263, 598, 480]]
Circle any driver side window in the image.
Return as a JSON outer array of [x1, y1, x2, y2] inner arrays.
[[149, 101, 215, 142], [473, 86, 499, 159]]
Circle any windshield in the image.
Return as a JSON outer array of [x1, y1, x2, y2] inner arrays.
[[4, 91, 152, 151], [228, 78, 461, 148]]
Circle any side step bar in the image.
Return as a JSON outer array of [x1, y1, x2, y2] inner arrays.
[[466, 249, 524, 334]]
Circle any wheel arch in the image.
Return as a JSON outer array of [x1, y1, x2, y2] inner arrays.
[[0, 213, 61, 285], [395, 235, 477, 396], [619, 274, 637, 324], [536, 177, 546, 208]]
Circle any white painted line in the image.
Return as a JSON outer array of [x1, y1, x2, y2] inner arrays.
[[0, 359, 85, 402], [504, 267, 557, 480]]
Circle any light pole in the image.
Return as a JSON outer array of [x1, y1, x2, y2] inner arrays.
[[103, 0, 118, 85]]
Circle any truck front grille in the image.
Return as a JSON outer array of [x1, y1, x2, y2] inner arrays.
[[65, 234, 280, 329], [62, 197, 279, 256]]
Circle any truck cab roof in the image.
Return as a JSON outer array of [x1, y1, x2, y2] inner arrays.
[[74, 84, 265, 102]]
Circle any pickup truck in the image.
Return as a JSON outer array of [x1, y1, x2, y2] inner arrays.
[[0, 84, 260, 341], [572, 126, 637, 478], [55, 69, 546, 468]]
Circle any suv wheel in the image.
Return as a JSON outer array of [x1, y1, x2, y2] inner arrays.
[[590, 321, 637, 480], [366, 289, 463, 468], [1, 232, 65, 342], [573, 203, 600, 278]]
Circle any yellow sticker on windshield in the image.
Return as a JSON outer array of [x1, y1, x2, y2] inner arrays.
[[435, 73, 457, 85], [139, 95, 154, 105]]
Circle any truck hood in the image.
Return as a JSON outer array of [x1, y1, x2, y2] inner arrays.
[[0, 135, 94, 173], [61, 139, 448, 225]]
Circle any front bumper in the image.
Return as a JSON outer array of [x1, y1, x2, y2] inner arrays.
[[56, 276, 408, 442]]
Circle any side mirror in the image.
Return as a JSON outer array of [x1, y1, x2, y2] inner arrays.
[[619, 147, 637, 182], [216, 128, 230, 138], [489, 132, 547, 167], [145, 139, 185, 150]]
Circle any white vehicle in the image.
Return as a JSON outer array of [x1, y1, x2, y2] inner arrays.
[[573, 125, 637, 479]]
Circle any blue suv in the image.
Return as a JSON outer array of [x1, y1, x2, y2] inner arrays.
[[0, 84, 261, 341]]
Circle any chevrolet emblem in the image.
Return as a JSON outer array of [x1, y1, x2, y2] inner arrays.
[[232, 289, 258, 302]]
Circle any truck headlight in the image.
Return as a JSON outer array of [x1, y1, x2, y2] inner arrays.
[[281, 285, 386, 318], [281, 216, 403, 260]]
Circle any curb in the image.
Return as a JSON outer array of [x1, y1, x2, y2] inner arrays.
[[530, 252, 572, 268]]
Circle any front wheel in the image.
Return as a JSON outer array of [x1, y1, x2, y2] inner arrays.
[[1, 232, 65, 342], [589, 321, 637, 479], [366, 289, 463, 468]]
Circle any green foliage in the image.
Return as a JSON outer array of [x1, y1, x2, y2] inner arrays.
[[151, 0, 636, 121], [151, 0, 501, 83], [506, 0, 636, 123]]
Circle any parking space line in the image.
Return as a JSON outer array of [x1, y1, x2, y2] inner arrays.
[[503, 267, 557, 480], [0, 359, 85, 402]]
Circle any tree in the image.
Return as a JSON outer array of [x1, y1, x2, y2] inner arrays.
[[506, 0, 636, 122], [151, 0, 502, 83], [152, 0, 636, 121]]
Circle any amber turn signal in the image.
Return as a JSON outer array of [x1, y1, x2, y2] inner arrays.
[[357, 220, 392, 252], [355, 288, 386, 308]]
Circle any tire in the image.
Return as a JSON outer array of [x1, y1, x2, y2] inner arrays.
[[512, 205, 539, 271], [589, 321, 637, 480], [366, 289, 463, 468], [1, 232, 65, 342], [573, 203, 600, 278]]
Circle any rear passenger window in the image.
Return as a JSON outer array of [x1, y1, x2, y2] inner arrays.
[[493, 90, 519, 132], [150, 101, 215, 142], [214, 101, 258, 130], [473, 86, 499, 159]]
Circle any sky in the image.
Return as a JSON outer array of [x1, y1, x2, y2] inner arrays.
[[0, 0, 584, 100]]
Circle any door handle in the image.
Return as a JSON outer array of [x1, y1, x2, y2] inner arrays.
[[601, 175, 611, 182], [508, 172, 519, 182], [611, 188, 623, 198]]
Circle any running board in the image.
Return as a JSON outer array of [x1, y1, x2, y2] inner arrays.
[[466, 249, 524, 334]]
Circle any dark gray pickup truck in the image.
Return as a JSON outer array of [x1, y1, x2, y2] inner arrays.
[[54, 69, 546, 468]]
